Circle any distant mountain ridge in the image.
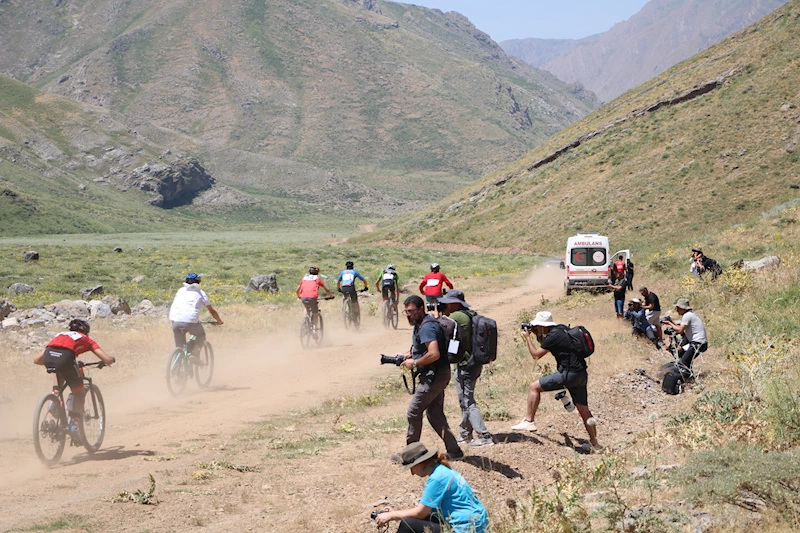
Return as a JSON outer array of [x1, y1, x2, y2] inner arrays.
[[0, 0, 597, 211], [501, 0, 789, 102]]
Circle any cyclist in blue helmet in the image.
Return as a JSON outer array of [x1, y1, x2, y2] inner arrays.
[[169, 273, 223, 361]]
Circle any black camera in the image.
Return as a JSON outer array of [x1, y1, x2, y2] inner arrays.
[[370, 509, 388, 520], [426, 302, 445, 312], [520, 322, 533, 331], [660, 315, 672, 324], [380, 354, 406, 366]]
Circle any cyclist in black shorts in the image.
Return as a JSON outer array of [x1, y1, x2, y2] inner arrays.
[[337, 261, 369, 317], [375, 264, 399, 314], [512, 311, 600, 452]]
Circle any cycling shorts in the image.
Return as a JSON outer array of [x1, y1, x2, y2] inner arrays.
[[301, 297, 319, 316], [341, 285, 358, 302], [381, 284, 397, 299], [42, 347, 83, 389], [539, 370, 589, 406], [172, 321, 206, 349]]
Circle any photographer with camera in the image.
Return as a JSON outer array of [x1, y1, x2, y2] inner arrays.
[[639, 287, 663, 342], [373, 442, 488, 533], [661, 299, 707, 374], [513, 312, 600, 452], [624, 298, 660, 348], [438, 290, 494, 447], [607, 272, 628, 318], [390, 295, 463, 459]]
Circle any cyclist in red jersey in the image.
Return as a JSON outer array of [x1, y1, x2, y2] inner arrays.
[[419, 263, 454, 308], [33, 319, 115, 442], [296, 266, 334, 328]]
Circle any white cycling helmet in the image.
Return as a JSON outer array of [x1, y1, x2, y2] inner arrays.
[[387, 264, 395, 271], [430, 263, 440, 271]]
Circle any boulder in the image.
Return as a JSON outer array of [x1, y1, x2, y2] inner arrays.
[[102, 295, 131, 315], [0, 298, 17, 320], [124, 157, 215, 208], [8, 283, 34, 295], [1, 317, 19, 329], [131, 275, 146, 283], [740, 255, 781, 271], [89, 300, 113, 318], [79, 285, 104, 300], [23, 251, 39, 261], [28, 309, 56, 321], [133, 299, 156, 314], [113, 247, 123, 253], [48, 299, 90, 318], [245, 274, 279, 294], [21, 318, 47, 328]]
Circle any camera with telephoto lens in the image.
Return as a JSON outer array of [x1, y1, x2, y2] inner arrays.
[[370, 509, 388, 520], [380, 354, 406, 366], [520, 322, 534, 331]]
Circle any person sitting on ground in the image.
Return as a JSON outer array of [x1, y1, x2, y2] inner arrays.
[[337, 260, 369, 318], [419, 263, 454, 309], [169, 273, 223, 362], [376, 442, 489, 533], [695, 250, 723, 280], [438, 290, 493, 447], [624, 298, 660, 348], [376, 263, 400, 314], [296, 266, 334, 328], [33, 319, 115, 444], [661, 298, 708, 377], [513, 311, 600, 452], [607, 272, 628, 318], [639, 286, 663, 342]]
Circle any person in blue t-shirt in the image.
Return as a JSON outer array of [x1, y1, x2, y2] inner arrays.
[[375, 442, 488, 533], [336, 260, 368, 319]]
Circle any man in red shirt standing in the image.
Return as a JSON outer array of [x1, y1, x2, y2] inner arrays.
[[418, 263, 454, 309], [33, 318, 115, 443]]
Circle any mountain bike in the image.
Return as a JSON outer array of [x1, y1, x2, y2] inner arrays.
[[342, 288, 368, 330], [382, 292, 398, 329], [33, 361, 107, 466], [301, 296, 334, 348], [166, 324, 216, 396]]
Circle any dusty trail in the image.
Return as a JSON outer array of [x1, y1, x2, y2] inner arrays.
[[0, 267, 565, 531]]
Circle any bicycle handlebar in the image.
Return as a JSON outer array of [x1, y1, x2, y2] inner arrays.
[[78, 361, 107, 369]]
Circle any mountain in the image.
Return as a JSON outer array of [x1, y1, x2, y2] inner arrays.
[[0, 0, 596, 210], [365, 0, 800, 255], [501, 0, 788, 103]]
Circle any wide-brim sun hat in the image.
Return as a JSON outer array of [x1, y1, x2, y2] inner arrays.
[[630, 297, 643, 304], [398, 442, 437, 471], [530, 311, 557, 327], [674, 298, 692, 310], [437, 289, 470, 308]]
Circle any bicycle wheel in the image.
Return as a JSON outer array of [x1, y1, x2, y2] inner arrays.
[[166, 348, 188, 396], [300, 315, 312, 349], [390, 300, 399, 329], [314, 314, 325, 346], [342, 298, 352, 330], [382, 300, 390, 329], [80, 384, 106, 453], [33, 393, 66, 466], [195, 342, 215, 388]]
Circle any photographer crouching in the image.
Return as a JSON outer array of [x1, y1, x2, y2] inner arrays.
[[385, 295, 463, 459], [373, 442, 488, 533]]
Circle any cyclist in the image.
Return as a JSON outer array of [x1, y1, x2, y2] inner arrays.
[[169, 273, 223, 363], [337, 261, 368, 319], [33, 318, 115, 443], [375, 263, 400, 315], [418, 263, 453, 309], [296, 266, 334, 327]]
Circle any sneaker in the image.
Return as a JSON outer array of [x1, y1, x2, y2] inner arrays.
[[580, 442, 603, 454], [456, 434, 473, 444], [511, 419, 537, 432], [447, 449, 465, 461], [469, 437, 495, 447]]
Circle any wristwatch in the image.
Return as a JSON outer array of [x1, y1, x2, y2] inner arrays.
[[412, 360, 418, 370]]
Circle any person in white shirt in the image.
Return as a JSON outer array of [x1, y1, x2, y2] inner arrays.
[[169, 273, 223, 358], [662, 298, 707, 373]]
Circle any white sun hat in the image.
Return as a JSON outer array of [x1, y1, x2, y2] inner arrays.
[[530, 311, 557, 327]]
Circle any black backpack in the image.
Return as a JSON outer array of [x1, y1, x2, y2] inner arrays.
[[423, 315, 468, 364], [471, 313, 498, 365], [662, 364, 683, 395], [559, 325, 595, 359]]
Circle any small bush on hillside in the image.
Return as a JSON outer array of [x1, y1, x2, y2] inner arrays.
[[762, 356, 800, 448]]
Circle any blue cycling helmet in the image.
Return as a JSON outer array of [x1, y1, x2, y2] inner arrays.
[[185, 273, 201, 284]]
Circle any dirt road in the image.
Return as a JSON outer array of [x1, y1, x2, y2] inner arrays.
[[0, 266, 569, 531]]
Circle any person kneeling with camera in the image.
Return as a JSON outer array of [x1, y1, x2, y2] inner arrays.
[[374, 442, 488, 533], [624, 298, 661, 348]]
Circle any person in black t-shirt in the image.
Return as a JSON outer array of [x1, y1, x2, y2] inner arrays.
[[512, 311, 600, 451], [607, 272, 628, 318], [626, 259, 634, 290], [639, 287, 663, 343]]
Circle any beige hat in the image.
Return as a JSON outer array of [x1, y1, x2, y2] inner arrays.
[[674, 298, 692, 310], [530, 311, 557, 327], [397, 442, 438, 471]]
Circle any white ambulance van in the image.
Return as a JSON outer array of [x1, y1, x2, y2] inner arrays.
[[564, 233, 630, 295]]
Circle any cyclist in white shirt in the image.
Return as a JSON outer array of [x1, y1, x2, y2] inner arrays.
[[169, 273, 223, 360]]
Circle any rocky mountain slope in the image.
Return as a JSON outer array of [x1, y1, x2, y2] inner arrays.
[[501, 0, 788, 102], [366, 0, 800, 255], [0, 0, 596, 207]]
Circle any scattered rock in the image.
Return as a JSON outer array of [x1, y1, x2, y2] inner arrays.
[[737, 255, 781, 271], [131, 275, 146, 283], [48, 299, 90, 318], [102, 296, 131, 315], [89, 300, 113, 318], [133, 299, 156, 314], [1, 317, 20, 329], [23, 251, 39, 261], [245, 274, 279, 294], [79, 184, 87, 191], [113, 247, 123, 253], [136, 247, 144, 251], [0, 298, 17, 320], [8, 283, 35, 295], [79, 285, 104, 300]]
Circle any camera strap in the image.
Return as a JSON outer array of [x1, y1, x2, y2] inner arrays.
[[402, 370, 418, 395]]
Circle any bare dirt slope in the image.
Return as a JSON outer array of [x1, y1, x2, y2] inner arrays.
[[0, 267, 696, 532]]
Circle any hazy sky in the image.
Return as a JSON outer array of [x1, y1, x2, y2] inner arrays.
[[405, 0, 652, 41]]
